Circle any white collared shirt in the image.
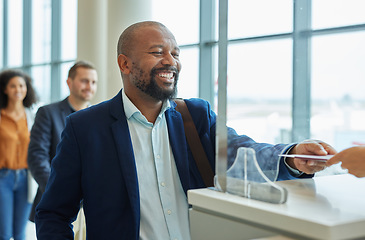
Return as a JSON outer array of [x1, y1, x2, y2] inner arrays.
[[122, 90, 190, 240]]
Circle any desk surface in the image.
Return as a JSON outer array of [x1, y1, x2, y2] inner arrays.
[[188, 174, 365, 240]]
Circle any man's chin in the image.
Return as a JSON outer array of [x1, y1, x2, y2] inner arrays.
[[161, 90, 177, 100], [81, 96, 93, 102]]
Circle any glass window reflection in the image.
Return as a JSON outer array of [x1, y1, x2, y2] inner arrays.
[[0, 0, 3, 67], [226, 39, 293, 143], [312, 0, 365, 29], [31, 65, 51, 104], [60, 62, 74, 99], [176, 47, 199, 99], [311, 31, 365, 151], [7, 0, 23, 67], [32, 0, 51, 64], [228, 0, 292, 39], [61, 0, 77, 60], [151, 0, 199, 46]]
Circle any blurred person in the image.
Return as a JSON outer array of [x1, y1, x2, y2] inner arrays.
[[27, 60, 97, 222], [35, 21, 336, 240], [0, 69, 38, 240], [327, 146, 365, 177], [28, 61, 97, 240]]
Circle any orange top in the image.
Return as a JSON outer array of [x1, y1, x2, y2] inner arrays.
[[0, 109, 30, 169]]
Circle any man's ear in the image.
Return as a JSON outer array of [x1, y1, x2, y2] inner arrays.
[[66, 78, 72, 89], [118, 54, 131, 74]]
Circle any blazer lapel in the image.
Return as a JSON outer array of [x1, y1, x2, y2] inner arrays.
[[166, 102, 190, 194], [59, 98, 73, 126], [109, 91, 140, 225]]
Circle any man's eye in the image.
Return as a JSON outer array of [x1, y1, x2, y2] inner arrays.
[[150, 52, 162, 55]]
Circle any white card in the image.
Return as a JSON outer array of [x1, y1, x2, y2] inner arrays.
[[279, 154, 334, 161]]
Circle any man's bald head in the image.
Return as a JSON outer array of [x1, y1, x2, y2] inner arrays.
[[117, 21, 171, 57]]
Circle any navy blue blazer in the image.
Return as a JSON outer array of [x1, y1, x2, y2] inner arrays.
[[28, 98, 74, 221], [35, 90, 306, 240]]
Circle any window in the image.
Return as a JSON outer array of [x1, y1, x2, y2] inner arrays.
[[176, 47, 199, 99], [151, 0, 365, 151], [227, 39, 292, 143], [228, 0, 292, 38], [32, 0, 51, 65], [151, 0, 200, 99], [0, 0, 77, 104], [151, 0, 199, 46], [7, 0, 23, 67], [312, 0, 365, 29], [311, 31, 365, 151], [223, 0, 294, 143], [0, 0, 3, 67], [61, 0, 77, 60]]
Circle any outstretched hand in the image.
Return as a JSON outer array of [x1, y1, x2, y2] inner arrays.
[[327, 146, 365, 178], [286, 140, 337, 174]]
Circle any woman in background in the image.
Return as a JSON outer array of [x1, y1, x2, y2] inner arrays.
[[0, 69, 37, 240]]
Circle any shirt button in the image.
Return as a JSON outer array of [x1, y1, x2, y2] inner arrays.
[[167, 209, 172, 215], [156, 154, 161, 159], [160, 182, 165, 187]]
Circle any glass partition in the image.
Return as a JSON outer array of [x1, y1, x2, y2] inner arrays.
[[214, 0, 287, 204], [226, 39, 292, 143]]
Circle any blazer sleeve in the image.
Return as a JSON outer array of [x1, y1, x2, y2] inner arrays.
[[184, 98, 310, 182], [28, 107, 53, 192], [35, 116, 82, 239]]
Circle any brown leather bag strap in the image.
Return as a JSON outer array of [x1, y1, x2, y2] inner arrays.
[[174, 99, 214, 187]]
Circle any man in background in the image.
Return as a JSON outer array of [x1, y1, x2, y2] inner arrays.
[[27, 60, 98, 225]]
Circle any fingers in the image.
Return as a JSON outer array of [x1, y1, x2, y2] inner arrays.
[[293, 140, 331, 155], [318, 142, 338, 155], [348, 170, 365, 178], [294, 158, 327, 174], [326, 154, 341, 166], [308, 140, 337, 155], [288, 140, 338, 174]]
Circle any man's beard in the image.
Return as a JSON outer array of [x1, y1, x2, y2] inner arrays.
[[133, 66, 179, 101]]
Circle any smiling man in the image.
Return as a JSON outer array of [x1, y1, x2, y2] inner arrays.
[[117, 22, 181, 123], [35, 21, 335, 240]]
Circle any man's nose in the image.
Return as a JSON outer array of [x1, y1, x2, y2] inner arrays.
[[82, 81, 91, 90], [161, 53, 177, 66]]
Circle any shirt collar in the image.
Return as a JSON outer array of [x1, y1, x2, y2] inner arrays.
[[122, 89, 172, 121], [66, 97, 90, 113], [66, 100, 76, 113]]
